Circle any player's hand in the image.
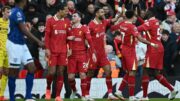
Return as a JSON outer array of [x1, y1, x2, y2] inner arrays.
[[92, 53, 97, 63], [74, 38, 82, 41], [67, 49, 72, 57], [45, 49, 51, 59], [150, 43, 158, 48], [38, 41, 45, 48], [67, 36, 75, 40]]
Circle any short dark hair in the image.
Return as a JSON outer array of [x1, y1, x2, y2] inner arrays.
[[15, 0, 24, 4], [2, 6, 10, 12], [56, 4, 66, 11], [75, 12, 82, 18], [94, 7, 102, 14], [145, 7, 156, 19], [162, 29, 170, 35], [125, 10, 134, 19]]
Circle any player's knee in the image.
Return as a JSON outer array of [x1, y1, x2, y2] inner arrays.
[[48, 68, 56, 75], [87, 70, 94, 77], [79, 73, 86, 79], [56, 66, 65, 76], [8, 68, 19, 78], [103, 65, 111, 76], [68, 74, 75, 81], [129, 71, 136, 76], [26, 62, 36, 74], [147, 68, 160, 77]]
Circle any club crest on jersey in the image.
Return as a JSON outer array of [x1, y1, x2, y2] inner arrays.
[[79, 31, 82, 35]]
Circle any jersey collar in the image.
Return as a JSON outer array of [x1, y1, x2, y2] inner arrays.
[[72, 23, 82, 28], [93, 19, 102, 24]]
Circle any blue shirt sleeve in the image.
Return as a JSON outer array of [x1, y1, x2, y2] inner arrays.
[[13, 11, 25, 24]]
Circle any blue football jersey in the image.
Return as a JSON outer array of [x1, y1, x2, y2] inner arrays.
[[8, 6, 25, 45]]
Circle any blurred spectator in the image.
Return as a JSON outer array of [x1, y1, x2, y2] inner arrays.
[[67, 0, 76, 18], [161, 11, 180, 33], [136, 40, 147, 77], [39, 0, 61, 17], [82, 3, 95, 24], [103, 5, 112, 19], [146, 0, 155, 10], [76, 0, 95, 14], [161, 29, 177, 76], [164, 0, 176, 12], [140, 9, 146, 19], [176, 1, 180, 19], [155, 0, 166, 21], [0, 3, 2, 17], [0, 0, 7, 6], [25, 22, 41, 61], [25, 3, 42, 27], [95, 0, 114, 17], [98, 45, 121, 78], [37, 22, 47, 70], [171, 22, 180, 41], [125, 0, 146, 16], [5, 0, 15, 8], [25, 22, 44, 77]]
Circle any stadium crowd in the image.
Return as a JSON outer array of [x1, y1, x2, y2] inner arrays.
[[0, 0, 180, 101]]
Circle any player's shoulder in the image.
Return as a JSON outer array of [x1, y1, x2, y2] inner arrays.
[[88, 20, 96, 26], [64, 18, 70, 22], [81, 24, 89, 31], [82, 24, 88, 28], [11, 7, 22, 16]]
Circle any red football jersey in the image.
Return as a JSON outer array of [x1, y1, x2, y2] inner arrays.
[[68, 24, 94, 54], [114, 37, 122, 54], [88, 19, 111, 52], [138, 17, 164, 53], [45, 16, 71, 53], [112, 21, 139, 48]]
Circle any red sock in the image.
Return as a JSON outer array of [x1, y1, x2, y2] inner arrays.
[[128, 76, 135, 96], [56, 76, 64, 97], [86, 77, 92, 95], [46, 75, 53, 90], [68, 79, 76, 92], [142, 75, 149, 97], [81, 78, 87, 97], [156, 74, 174, 91], [119, 74, 128, 91], [106, 76, 112, 94]]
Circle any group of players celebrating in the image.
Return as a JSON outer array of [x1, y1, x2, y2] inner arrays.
[[0, 0, 179, 101], [44, 3, 179, 101]]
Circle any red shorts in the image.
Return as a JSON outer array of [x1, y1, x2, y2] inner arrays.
[[48, 53, 67, 67], [88, 50, 110, 70], [68, 54, 88, 73], [121, 47, 137, 71], [144, 52, 164, 70]]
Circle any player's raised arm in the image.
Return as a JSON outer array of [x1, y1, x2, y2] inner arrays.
[[132, 27, 158, 48]]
